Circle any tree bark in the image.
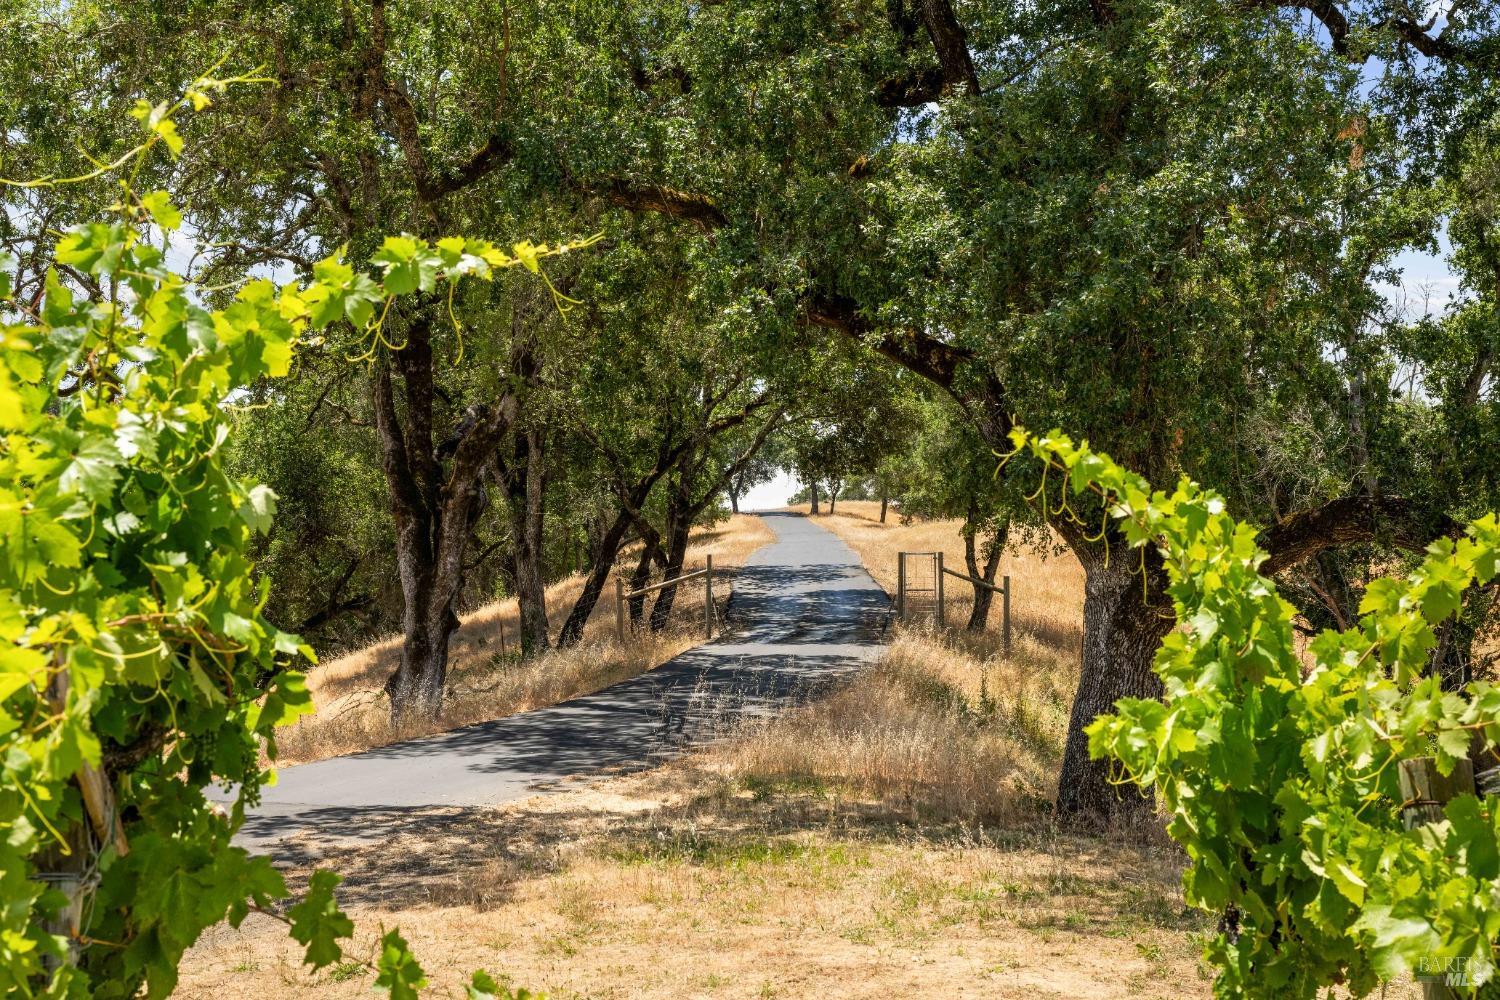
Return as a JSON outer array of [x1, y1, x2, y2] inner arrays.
[[649, 463, 697, 631], [964, 514, 1007, 632], [647, 521, 692, 631], [1053, 525, 1173, 823], [556, 448, 683, 646], [503, 426, 550, 656], [880, 493, 889, 523], [627, 545, 653, 625], [828, 480, 840, 514], [809, 480, 821, 514], [373, 319, 517, 722], [556, 506, 635, 647]]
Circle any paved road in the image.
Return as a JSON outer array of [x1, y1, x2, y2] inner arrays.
[[231, 512, 889, 851]]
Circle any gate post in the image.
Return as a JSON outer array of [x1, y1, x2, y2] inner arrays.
[[1400, 757, 1472, 999], [897, 552, 906, 619], [935, 551, 945, 627], [615, 576, 626, 643], [705, 554, 714, 639]]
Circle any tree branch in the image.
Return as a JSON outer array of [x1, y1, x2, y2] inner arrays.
[[1246, 0, 1485, 65], [1259, 494, 1460, 577], [371, 0, 514, 205], [919, 0, 981, 95], [804, 292, 971, 389], [874, 0, 981, 106], [583, 179, 727, 228]]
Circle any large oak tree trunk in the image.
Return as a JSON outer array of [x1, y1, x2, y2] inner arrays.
[[648, 527, 692, 631], [879, 494, 888, 522], [809, 480, 821, 514], [648, 483, 695, 631], [556, 511, 633, 647], [627, 545, 652, 625], [1054, 533, 1172, 823], [389, 600, 459, 720], [373, 323, 517, 723]]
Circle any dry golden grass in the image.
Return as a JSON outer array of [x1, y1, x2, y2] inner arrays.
[[713, 501, 1086, 825], [722, 626, 1072, 826], [274, 515, 775, 764]]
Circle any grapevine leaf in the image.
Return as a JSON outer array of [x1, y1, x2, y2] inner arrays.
[[140, 190, 183, 232], [55, 222, 128, 276], [375, 929, 428, 1000], [287, 870, 353, 970], [238, 484, 278, 534], [58, 436, 124, 501]]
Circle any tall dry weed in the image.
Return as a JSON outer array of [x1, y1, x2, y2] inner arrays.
[[721, 502, 1087, 824]]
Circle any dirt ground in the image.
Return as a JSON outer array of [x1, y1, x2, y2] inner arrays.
[[178, 762, 1210, 999]]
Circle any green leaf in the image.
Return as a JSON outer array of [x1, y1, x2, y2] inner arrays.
[[0, 645, 47, 702], [55, 222, 128, 276], [256, 671, 313, 730], [153, 116, 184, 156], [466, 971, 537, 1000], [373, 236, 440, 296], [238, 483, 278, 534], [1328, 857, 1367, 906], [59, 436, 124, 501], [139, 190, 183, 232], [287, 870, 353, 970], [466, 972, 502, 1000], [1436, 727, 1471, 772], [374, 929, 428, 1000]]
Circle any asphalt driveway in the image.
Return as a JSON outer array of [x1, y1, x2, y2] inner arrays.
[[231, 512, 889, 850]]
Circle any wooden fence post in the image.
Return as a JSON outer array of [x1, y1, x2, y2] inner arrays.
[[897, 552, 906, 620], [705, 554, 714, 639], [615, 576, 626, 644], [1400, 756, 1473, 1000], [1002, 575, 1011, 657], [935, 551, 945, 626]]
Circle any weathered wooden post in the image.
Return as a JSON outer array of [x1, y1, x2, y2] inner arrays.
[[615, 576, 627, 644], [935, 551, 945, 626], [1002, 575, 1011, 657], [1400, 756, 1474, 1000], [897, 552, 907, 620], [705, 554, 714, 639]]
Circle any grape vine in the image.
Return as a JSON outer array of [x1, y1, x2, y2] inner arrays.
[[1010, 427, 1500, 998], [0, 75, 577, 997]]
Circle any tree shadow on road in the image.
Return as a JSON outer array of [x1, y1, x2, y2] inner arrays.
[[253, 754, 1089, 913]]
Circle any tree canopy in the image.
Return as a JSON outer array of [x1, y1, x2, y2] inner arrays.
[[2, 12, 1499, 994]]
